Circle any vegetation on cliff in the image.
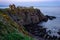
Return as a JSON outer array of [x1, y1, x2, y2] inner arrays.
[[0, 4, 49, 40], [0, 11, 35, 40]]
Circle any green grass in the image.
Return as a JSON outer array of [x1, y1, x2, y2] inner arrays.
[[0, 19, 34, 40], [1, 33, 34, 40], [0, 8, 28, 39], [0, 9, 35, 40]]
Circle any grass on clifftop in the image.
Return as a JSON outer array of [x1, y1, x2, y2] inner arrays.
[[0, 11, 35, 40]]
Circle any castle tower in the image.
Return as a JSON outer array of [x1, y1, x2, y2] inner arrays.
[[9, 4, 16, 10]]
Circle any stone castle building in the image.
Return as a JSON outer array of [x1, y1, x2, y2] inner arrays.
[[9, 4, 16, 10]]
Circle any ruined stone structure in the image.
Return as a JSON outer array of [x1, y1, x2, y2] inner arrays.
[[9, 4, 16, 10], [8, 4, 48, 25]]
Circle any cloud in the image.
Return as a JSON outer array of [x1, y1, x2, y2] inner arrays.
[[0, 0, 60, 7], [1, 0, 60, 2], [0, 0, 60, 6]]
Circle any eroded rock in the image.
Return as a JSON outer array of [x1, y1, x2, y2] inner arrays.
[[46, 15, 56, 20], [7, 4, 48, 25]]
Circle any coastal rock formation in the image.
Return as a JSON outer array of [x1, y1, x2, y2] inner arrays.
[[0, 4, 57, 40], [46, 15, 56, 20], [7, 4, 48, 25]]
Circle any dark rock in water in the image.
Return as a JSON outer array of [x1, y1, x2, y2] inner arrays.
[[47, 36, 53, 40], [58, 37, 60, 40], [57, 29, 60, 35], [42, 17, 48, 22], [47, 30, 51, 34], [45, 15, 56, 20], [57, 32, 60, 35], [44, 34, 49, 39], [39, 33, 45, 38], [53, 36, 57, 40]]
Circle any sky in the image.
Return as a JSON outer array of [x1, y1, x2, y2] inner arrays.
[[0, 0, 60, 2], [0, 0, 60, 7]]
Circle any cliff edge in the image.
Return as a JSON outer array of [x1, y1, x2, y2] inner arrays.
[[6, 4, 48, 25]]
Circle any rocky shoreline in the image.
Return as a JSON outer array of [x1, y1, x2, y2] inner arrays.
[[23, 22, 60, 40], [1, 4, 58, 40]]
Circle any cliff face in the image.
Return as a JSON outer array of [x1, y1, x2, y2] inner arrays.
[[7, 4, 48, 25]]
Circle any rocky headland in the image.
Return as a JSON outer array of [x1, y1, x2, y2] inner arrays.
[[7, 4, 48, 25], [0, 4, 57, 40]]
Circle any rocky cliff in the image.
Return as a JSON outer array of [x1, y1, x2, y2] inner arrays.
[[1, 4, 57, 40], [0, 10, 35, 40], [6, 4, 48, 25]]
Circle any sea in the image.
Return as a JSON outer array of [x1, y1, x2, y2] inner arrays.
[[0, 7, 60, 37], [35, 7, 60, 37]]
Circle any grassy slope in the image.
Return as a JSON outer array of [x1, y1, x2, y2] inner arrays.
[[0, 10, 35, 40]]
